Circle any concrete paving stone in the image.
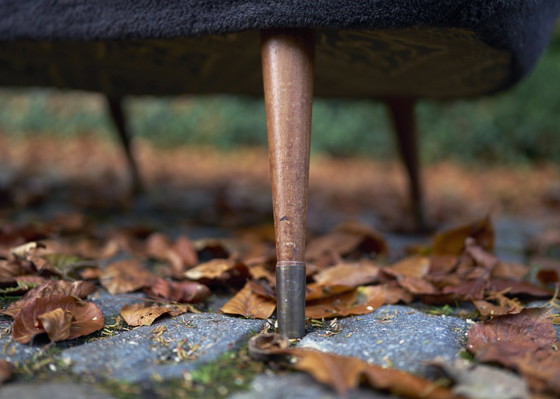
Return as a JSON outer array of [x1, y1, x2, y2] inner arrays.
[[61, 313, 266, 382], [88, 290, 147, 320], [0, 382, 116, 399], [299, 305, 469, 378], [230, 372, 393, 399], [0, 317, 45, 364]]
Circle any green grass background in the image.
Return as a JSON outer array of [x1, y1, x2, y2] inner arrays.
[[0, 28, 559, 166]]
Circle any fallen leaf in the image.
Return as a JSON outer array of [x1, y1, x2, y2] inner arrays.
[[2, 280, 96, 318], [220, 282, 276, 319], [145, 277, 210, 303], [194, 239, 231, 262], [305, 221, 387, 265], [38, 307, 73, 342], [0, 359, 12, 385], [10, 241, 46, 259], [492, 262, 528, 280], [467, 308, 560, 395], [146, 232, 198, 278], [472, 290, 524, 316], [12, 295, 104, 344], [31, 253, 95, 279], [313, 261, 380, 287], [184, 258, 249, 287], [487, 279, 551, 298], [431, 216, 494, 256], [248, 333, 289, 362], [173, 236, 198, 269], [382, 257, 439, 295], [305, 284, 411, 319], [305, 283, 355, 301], [120, 303, 190, 326], [289, 348, 459, 399], [99, 259, 155, 294], [0, 257, 36, 283]]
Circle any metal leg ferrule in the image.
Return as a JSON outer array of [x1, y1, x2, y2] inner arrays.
[[276, 261, 306, 338]]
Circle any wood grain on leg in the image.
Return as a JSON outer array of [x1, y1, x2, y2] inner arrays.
[[105, 95, 143, 195], [261, 29, 315, 338], [386, 98, 426, 231]]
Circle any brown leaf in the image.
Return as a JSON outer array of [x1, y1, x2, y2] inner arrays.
[[99, 259, 155, 294], [305, 222, 387, 265], [10, 241, 47, 259], [0, 359, 12, 385], [492, 261, 529, 280], [120, 303, 190, 326], [431, 216, 494, 256], [38, 308, 73, 342], [289, 348, 459, 399], [305, 283, 355, 301], [389, 256, 431, 278], [487, 279, 552, 298], [146, 232, 196, 278], [220, 282, 276, 319], [467, 308, 560, 395], [2, 280, 96, 318], [145, 277, 210, 303], [12, 295, 103, 344], [313, 261, 380, 287], [442, 279, 488, 301], [173, 236, 198, 269], [382, 257, 438, 295], [184, 258, 249, 287], [472, 298, 523, 317], [305, 284, 411, 319], [0, 257, 36, 283], [248, 333, 290, 362]]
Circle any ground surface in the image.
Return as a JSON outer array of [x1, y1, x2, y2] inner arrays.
[[0, 136, 559, 398]]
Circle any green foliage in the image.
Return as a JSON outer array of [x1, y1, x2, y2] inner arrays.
[[0, 32, 559, 166]]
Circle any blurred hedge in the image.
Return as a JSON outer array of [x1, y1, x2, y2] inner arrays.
[[0, 28, 559, 166]]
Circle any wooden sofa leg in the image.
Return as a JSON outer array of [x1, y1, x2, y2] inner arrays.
[[261, 29, 315, 338], [385, 98, 427, 231], [105, 95, 143, 195]]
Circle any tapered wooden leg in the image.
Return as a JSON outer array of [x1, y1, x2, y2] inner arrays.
[[261, 29, 315, 338], [105, 95, 143, 195], [385, 98, 426, 230]]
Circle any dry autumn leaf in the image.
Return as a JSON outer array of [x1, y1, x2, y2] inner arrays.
[[382, 256, 438, 295], [2, 280, 96, 318], [120, 303, 191, 326], [313, 261, 380, 287], [146, 232, 198, 278], [184, 258, 249, 287], [305, 221, 388, 265], [289, 348, 460, 399], [305, 283, 411, 319], [467, 308, 560, 395], [220, 282, 276, 319], [145, 277, 210, 303], [99, 259, 155, 294], [0, 359, 12, 385], [430, 216, 494, 256], [38, 307, 74, 342], [12, 295, 104, 344]]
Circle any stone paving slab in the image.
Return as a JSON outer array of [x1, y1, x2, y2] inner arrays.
[[0, 317, 45, 364], [0, 382, 116, 399], [61, 313, 266, 382], [299, 305, 469, 378]]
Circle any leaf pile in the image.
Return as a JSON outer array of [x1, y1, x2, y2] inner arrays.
[[220, 216, 552, 320], [0, 213, 557, 398]]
